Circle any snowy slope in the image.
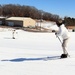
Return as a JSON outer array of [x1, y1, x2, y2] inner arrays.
[[0, 28, 75, 75]]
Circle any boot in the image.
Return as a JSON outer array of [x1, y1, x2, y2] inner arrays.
[[61, 54, 68, 58]]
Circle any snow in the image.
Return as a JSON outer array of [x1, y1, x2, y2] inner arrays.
[[0, 28, 75, 75]]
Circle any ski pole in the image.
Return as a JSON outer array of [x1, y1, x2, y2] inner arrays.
[[56, 35, 62, 44]]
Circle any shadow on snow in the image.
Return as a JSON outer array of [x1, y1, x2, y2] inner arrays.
[[1, 56, 60, 62]]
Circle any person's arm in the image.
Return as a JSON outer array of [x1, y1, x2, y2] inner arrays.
[[56, 25, 65, 36]]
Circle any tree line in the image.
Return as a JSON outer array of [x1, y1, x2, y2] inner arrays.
[[64, 17, 75, 26], [0, 4, 60, 21], [0, 4, 75, 26]]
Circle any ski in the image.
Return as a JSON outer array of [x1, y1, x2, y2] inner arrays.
[[43, 55, 70, 61], [43, 56, 61, 61]]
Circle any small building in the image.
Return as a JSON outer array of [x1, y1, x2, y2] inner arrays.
[[0, 16, 6, 25], [66, 26, 75, 29], [6, 17, 36, 27], [66, 26, 75, 32]]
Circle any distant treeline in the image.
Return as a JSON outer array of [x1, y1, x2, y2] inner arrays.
[[64, 17, 75, 26], [0, 4, 75, 26], [0, 4, 60, 21]]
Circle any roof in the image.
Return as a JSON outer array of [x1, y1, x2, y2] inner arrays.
[[6, 17, 31, 21], [0, 16, 6, 19]]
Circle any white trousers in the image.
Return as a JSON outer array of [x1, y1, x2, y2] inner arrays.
[[62, 38, 69, 54]]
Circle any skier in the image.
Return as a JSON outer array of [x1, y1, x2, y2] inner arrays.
[[12, 29, 16, 39], [55, 19, 70, 58]]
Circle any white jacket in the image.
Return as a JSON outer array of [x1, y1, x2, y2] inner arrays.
[[56, 24, 70, 39]]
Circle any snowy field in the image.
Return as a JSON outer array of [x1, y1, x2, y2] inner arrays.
[[0, 28, 75, 75]]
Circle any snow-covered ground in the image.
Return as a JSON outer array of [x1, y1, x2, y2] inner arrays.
[[0, 28, 75, 75]]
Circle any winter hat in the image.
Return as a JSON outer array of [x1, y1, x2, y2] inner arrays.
[[56, 19, 63, 26]]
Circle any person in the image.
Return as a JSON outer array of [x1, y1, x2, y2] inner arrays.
[[12, 29, 16, 39], [55, 19, 70, 58]]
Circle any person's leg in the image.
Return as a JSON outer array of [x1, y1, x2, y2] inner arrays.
[[61, 38, 69, 58], [62, 39, 69, 54]]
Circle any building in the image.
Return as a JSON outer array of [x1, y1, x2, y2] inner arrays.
[[66, 26, 75, 29], [66, 26, 75, 32], [6, 17, 36, 27], [0, 16, 6, 25]]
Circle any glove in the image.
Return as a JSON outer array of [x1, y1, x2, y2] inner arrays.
[[52, 30, 55, 32], [55, 32, 57, 35]]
